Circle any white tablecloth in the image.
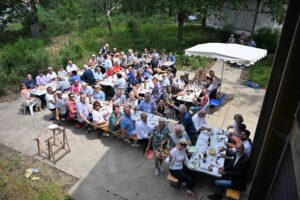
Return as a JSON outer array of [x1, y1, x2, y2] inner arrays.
[[31, 82, 57, 96], [188, 128, 228, 177]]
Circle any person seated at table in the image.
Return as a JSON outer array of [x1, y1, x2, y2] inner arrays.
[[106, 66, 114, 77], [192, 68, 206, 84], [146, 117, 170, 176], [169, 138, 196, 198], [81, 82, 93, 98], [126, 66, 134, 80], [126, 92, 138, 109], [114, 73, 127, 93], [225, 129, 252, 158], [167, 52, 177, 76], [227, 114, 244, 135], [156, 99, 166, 118], [150, 49, 160, 69], [140, 54, 150, 67], [23, 74, 36, 89], [138, 92, 156, 114], [93, 85, 105, 101], [88, 54, 97, 67], [168, 125, 191, 149], [46, 67, 58, 83], [164, 86, 179, 117], [20, 83, 41, 111], [171, 82, 183, 106], [35, 71, 47, 86], [191, 88, 209, 113], [112, 61, 123, 73], [142, 65, 153, 79], [151, 77, 162, 102], [109, 104, 124, 137], [136, 69, 143, 83], [131, 57, 141, 70], [57, 65, 68, 77], [66, 93, 77, 121], [161, 74, 170, 93], [69, 70, 81, 85], [160, 52, 167, 62], [70, 79, 82, 96], [180, 71, 190, 84], [207, 143, 249, 200], [76, 93, 93, 129], [96, 52, 105, 66], [178, 104, 198, 146], [192, 109, 211, 133], [81, 65, 95, 86], [227, 123, 247, 147], [120, 105, 139, 146], [128, 71, 140, 93], [66, 60, 78, 74], [131, 83, 143, 101], [103, 54, 113, 72], [208, 70, 221, 90], [45, 86, 56, 120], [111, 88, 126, 106], [119, 51, 128, 68], [56, 76, 71, 93], [92, 101, 109, 137], [135, 112, 151, 153], [94, 66, 104, 83], [100, 43, 110, 55], [55, 90, 67, 124]]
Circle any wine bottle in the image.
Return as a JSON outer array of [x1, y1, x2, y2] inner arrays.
[[203, 151, 207, 163], [207, 136, 211, 147]]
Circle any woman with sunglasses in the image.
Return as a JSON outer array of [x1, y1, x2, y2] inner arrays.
[[92, 101, 109, 137], [66, 93, 77, 121], [169, 138, 196, 198]]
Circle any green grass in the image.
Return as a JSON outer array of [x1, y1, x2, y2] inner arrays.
[[249, 55, 274, 88]]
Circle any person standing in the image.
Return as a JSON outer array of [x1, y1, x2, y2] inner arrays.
[[178, 104, 198, 145]]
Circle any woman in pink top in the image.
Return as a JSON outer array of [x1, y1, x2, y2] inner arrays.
[[67, 93, 77, 121], [71, 80, 82, 95]]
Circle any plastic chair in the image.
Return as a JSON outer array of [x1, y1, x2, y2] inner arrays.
[[19, 97, 35, 116], [209, 94, 226, 108]]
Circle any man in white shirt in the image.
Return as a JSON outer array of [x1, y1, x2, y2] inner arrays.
[[45, 87, 56, 120], [135, 112, 151, 151], [66, 60, 78, 73], [46, 67, 57, 83], [114, 73, 127, 93], [192, 109, 211, 133]]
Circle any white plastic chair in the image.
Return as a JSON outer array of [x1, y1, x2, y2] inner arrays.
[[19, 97, 35, 116]]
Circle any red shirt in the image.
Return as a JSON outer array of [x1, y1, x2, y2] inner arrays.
[[113, 65, 122, 73], [106, 69, 113, 76]]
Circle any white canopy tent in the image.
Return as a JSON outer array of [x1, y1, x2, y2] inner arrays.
[[185, 43, 267, 94]]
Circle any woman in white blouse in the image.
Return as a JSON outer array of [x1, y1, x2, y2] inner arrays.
[[169, 138, 196, 198], [92, 101, 109, 136]]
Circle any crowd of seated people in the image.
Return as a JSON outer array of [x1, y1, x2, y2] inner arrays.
[[20, 43, 254, 199]]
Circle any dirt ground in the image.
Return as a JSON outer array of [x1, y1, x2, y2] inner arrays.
[[0, 143, 78, 200]]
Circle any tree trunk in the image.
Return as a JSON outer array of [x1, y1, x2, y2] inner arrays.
[[106, 13, 112, 36], [169, 0, 173, 17], [30, 0, 40, 38], [177, 11, 185, 41], [202, 16, 207, 27], [251, 0, 261, 34], [93, 9, 96, 24], [130, 0, 134, 15]]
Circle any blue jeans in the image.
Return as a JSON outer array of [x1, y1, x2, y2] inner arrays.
[[214, 179, 232, 196]]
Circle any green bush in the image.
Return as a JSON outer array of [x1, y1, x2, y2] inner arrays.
[[0, 38, 48, 95], [127, 18, 139, 35], [176, 54, 212, 71], [253, 28, 280, 54], [59, 39, 84, 67]]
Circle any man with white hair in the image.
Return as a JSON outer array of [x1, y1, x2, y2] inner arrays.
[[46, 67, 57, 83], [66, 60, 78, 73], [81, 82, 93, 97], [178, 104, 198, 145], [76, 93, 92, 128], [192, 109, 211, 133], [168, 124, 191, 149]]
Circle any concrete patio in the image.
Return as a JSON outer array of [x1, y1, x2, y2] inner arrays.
[[0, 60, 265, 200]]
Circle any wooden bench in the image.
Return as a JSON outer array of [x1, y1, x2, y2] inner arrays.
[[167, 173, 180, 188], [226, 188, 240, 200]]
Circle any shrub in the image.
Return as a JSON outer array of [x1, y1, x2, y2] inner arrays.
[[127, 18, 139, 35], [59, 39, 84, 67], [176, 54, 213, 71], [253, 28, 280, 54]]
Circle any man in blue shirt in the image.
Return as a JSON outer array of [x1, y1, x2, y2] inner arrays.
[[23, 74, 36, 89], [138, 92, 156, 114], [81, 65, 95, 86], [69, 71, 81, 85], [167, 52, 177, 76], [76, 93, 92, 128], [178, 104, 198, 145], [120, 105, 137, 145]]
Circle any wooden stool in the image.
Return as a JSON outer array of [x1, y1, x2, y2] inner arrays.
[[167, 173, 180, 188], [226, 188, 240, 200]]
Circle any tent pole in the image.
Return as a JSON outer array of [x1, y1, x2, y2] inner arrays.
[[218, 60, 225, 95]]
